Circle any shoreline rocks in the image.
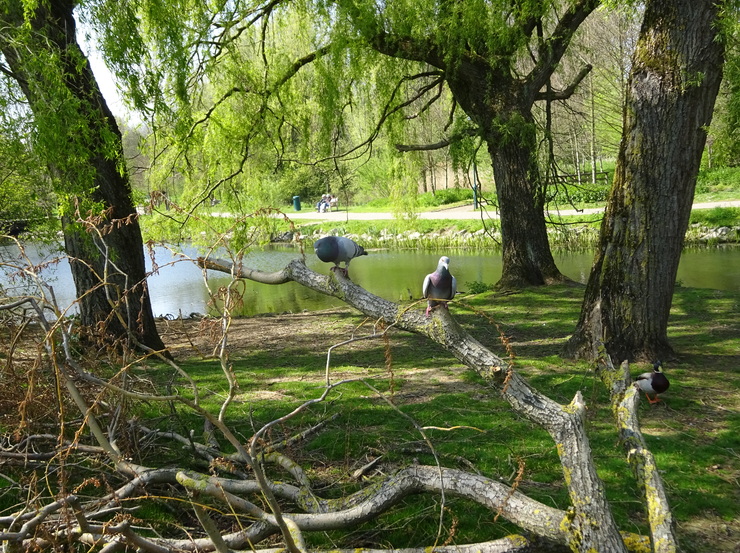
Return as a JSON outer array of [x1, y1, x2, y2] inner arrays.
[[273, 224, 740, 248]]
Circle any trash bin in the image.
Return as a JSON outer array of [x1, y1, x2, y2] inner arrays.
[[292, 195, 301, 211]]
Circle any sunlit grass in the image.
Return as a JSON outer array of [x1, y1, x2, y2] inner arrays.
[[130, 283, 739, 551]]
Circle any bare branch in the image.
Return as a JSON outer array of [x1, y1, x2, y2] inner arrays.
[[198, 256, 292, 284], [524, 0, 601, 98], [395, 127, 479, 152], [534, 64, 593, 102], [175, 464, 569, 544]]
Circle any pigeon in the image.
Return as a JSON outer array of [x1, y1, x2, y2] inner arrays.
[[313, 236, 368, 276], [422, 256, 457, 316], [635, 361, 670, 404]]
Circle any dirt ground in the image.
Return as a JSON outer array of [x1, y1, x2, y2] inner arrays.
[[156, 309, 365, 358], [154, 308, 480, 401]]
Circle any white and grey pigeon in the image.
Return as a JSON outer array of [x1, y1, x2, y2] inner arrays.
[[313, 236, 368, 277], [634, 361, 670, 404], [422, 256, 457, 316]]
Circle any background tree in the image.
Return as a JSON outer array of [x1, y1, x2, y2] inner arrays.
[[566, 0, 726, 361], [327, 0, 600, 287], [536, 6, 639, 206], [0, 0, 166, 352]]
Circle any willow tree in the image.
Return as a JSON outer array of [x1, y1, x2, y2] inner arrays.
[[89, 1, 602, 288], [566, 0, 726, 361], [0, 0, 166, 353], [329, 0, 602, 287]]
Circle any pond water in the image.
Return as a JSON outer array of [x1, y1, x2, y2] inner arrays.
[[1, 242, 739, 318]]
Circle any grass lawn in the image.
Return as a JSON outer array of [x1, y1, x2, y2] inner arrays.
[[142, 283, 739, 552]]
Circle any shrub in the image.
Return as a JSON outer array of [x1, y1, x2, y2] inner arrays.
[[695, 167, 740, 194], [417, 188, 474, 207], [466, 280, 494, 294], [548, 179, 611, 205], [689, 207, 740, 227]]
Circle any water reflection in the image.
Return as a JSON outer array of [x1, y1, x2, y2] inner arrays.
[[1, 242, 738, 318]]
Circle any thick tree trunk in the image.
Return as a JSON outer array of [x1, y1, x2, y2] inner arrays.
[[487, 120, 567, 287], [367, 0, 601, 291], [1, 0, 166, 353], [445, 71, 568, 288], [566, 0, 724, 361]]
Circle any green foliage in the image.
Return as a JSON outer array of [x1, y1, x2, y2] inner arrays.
[[707, 1, 740, 167], [354, 187, 474, 210], [695, 167, 740, 198], [689, 206, 740, 227], [280, 165, 333, 205], [416, 187, 474, 207], [0, 133, 55, 229], [86, 0, 609, 233], [353, 147, 407, 205]]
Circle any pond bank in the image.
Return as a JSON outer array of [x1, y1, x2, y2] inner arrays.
[[274, 222, 740, 250], [275, 201, 740, 249]]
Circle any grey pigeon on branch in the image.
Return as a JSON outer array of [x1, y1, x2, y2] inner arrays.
[[313, 236, 368, 277], [422, 256, 457, 316], [635, 361, 670, 404]]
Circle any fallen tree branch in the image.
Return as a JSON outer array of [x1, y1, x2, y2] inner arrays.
[[0, 250, 661, 553], [597, 357, 679, 553], [197, 257, 634, 552]]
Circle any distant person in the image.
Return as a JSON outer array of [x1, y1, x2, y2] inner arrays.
[[329, 195, 338, 211]]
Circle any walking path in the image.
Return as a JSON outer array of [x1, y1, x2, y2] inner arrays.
[[285, 200, 740, 222]]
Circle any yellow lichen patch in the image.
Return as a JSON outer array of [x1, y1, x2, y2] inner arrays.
[[559, 510, 575, 534], [176, 470, 210, 491], [621, 532, 652, 553], [504, 534, 529, 547]]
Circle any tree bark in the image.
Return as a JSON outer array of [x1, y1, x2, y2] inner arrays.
[[566, 0, 725, 361], [485, 114, 565, 286], [597, 358, 678, 552], [0, 0, 167, 353]]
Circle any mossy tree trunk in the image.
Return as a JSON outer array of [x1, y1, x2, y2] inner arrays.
[[566, 0, 725, 362], [438, 60, 566, 286], [0, 0, 166, 353], [445, 64, 567, 287], [485, 109, 564, 287]]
